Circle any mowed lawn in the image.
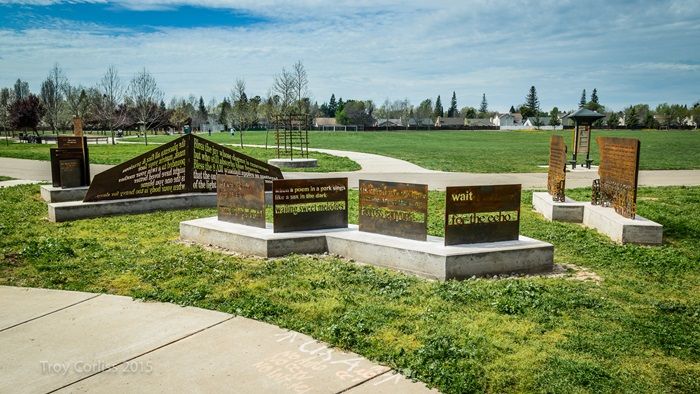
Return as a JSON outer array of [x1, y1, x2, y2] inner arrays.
[[1, 184, 698, 393], [123, 129, 700, 173], [0, 141, 360, 173]]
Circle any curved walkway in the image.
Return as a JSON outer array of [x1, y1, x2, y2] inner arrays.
[[0, 156, 699, 190], [0, 285, 434, 393]]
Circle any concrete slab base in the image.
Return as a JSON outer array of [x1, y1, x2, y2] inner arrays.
[[268, 158, 318, 168], [48, 193, 217, 222], [40, 185, 89, 202], [0, 179, 41, 188], [532, 191, 585, 222], [180, 218, 554, 280], [0, 286, 97, 331], [326, 229, 554, 280], [582, 203, 663, 245], [180, 217, 335, 257]]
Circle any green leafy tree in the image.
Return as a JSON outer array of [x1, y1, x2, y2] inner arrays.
[[460, 106, 477, 118], [625, 106, 639, 128], [415, 99, 433, 124], [549, 107, 561, 127], [218, 97, 231, 129], [434, 95, 444, 118], [447, 91, 457, 117], [606, 112, 620, 129], [10, 94, 45, 132]]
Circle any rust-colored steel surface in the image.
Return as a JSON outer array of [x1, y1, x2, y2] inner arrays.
[[358, 180, 428, 241], [444, 184, 521, 245], [217, 174, 266, 228], [272, 178, 348, 233], [594, 136, 640, 218], [547, 135, 567, 202], [83, 134, 282, 202]]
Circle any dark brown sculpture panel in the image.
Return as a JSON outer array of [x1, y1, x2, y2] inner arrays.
[[272, 178, 348, 232], [83, 134, 283, 202], [358, 180, 428, 241], [594, 136, 640, 218], [50, 136, 90, 188], [547, 135, 567, 202], [217, 175, 266, 228], [444, 184, 521, 245]]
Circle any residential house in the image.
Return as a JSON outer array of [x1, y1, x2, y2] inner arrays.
[[491, 113, 522, 127], [434, 116, 465, 127], [523, 117, 551, 128], [465, 118, 495, 127], [375, 118, 403, 127]]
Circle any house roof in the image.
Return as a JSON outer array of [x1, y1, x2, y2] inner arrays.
[[314, 117, 337, 126], [437, 117, 465, 126], [465, 118, 494, 126]]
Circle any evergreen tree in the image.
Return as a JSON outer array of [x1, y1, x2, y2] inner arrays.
[[447, 91, 457, 117], [509, 105, 516, 113], [328, 94, 337, 117], [434, 95, 444, 118], [525, 86, 540, 115], [627, 106, 639, 128], [549, 107, 561, 127], [219, 98, 231, 128], [479, 93, 488, 116], [579, 89, 587, 108], [591, 88, 599, 104], [198, 96, 208, 120], [337, 97, 344, 114]]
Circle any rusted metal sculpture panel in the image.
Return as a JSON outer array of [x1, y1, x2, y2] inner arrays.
[[50, 136, 90, 188], [593, 136, 640, 218], [547, 135, 567, 202], [272, 178, 348, 232], [83, 134, 283, 202], [358, 180, 428, 241], [445, 184, 521, 245], [217, 175, 266, 228]]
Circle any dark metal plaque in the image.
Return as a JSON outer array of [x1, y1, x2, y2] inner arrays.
[[50, 136, 90, 188], [358, 180, 428, 241], [57, 136, 85, 149], [444, 184, 521, 245], [594, 136, 640, 218], [272, 178, 348, 233], [59, 159, 82, 188], [84, 134, 283, 202], [217, 174, 266, 228], [547, 135, 567, 202]]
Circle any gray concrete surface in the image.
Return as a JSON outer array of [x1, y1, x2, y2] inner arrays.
[[532, 192, 585, 222], [48, 193, 217, 222], [3, 156, 698, 191], [40, 185, 89, 202], [180, 220, 553, 279], [0, 286, 434, 393], [0, 179, 41, 188], [582, 203, 663, 245]]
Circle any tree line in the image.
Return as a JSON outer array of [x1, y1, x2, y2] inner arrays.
[[2, 63, 698, 137]]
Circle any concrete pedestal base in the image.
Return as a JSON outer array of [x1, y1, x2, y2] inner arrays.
[[325, 230, 553, 280], [267, 158, 318, 168], [48, 193, 217, 222], [40, 185, 88, 203], [532, 192, 585, 222], [180, 218, 554, 280], [582, 203, 663, 245], [180, 217, 333, 257]]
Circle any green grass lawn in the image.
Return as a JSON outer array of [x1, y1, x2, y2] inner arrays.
[[0, 142, 360, 173], [125, 129, 700, 173], [1, 184, 697, 393]]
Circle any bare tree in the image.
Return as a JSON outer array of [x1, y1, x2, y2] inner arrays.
[[96, 65, 128, 144], [291, 60, 309, 113], [127, 67, 163, 144], [0, 87, 14, 143], [272, 67, 295, 114], [40, 63, 68, 134]]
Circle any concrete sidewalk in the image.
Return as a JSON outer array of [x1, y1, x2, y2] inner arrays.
[[0, 286, 435, 393]]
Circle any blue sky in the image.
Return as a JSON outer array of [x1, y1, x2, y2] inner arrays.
[[0, 0, 698, 112]]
